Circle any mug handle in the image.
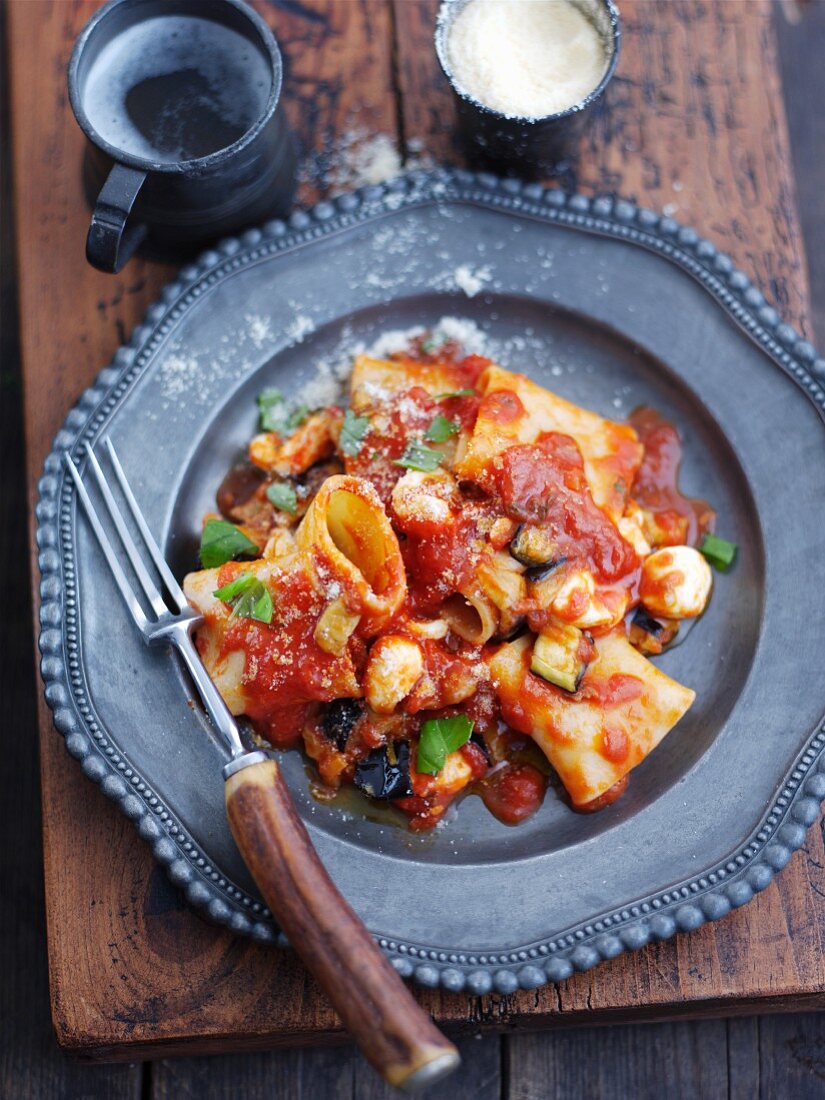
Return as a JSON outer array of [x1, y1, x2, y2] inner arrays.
[[86, 163, 148, 274]]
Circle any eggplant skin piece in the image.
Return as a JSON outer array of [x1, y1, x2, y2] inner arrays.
[[629, 607, 679, 655], [509, 523, 559, 568], [470, 731, 493, 764], [632, 608, 666, 637], [524, 556, 567, 584], [354, 742, 414, 800], [322, 698, 363, 751]]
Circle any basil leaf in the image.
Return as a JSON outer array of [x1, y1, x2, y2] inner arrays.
[[266, 482, 298, 515], [287, 405, 310, 431], [213, 573, 273, 624], [257, 387, 285, 432], [393, 440, 441, 473], [416, 715, 474, 776], [212, 573, 254, 602], [258, 388, 309, 434], [199, 518, 259, 568], [340, 409, 370, 456], [425, 414, 459, 443], [435, 388, 475, 400]]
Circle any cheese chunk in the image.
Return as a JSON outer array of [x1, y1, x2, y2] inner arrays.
[[365, 635, 424, 714], [640, 546, 712, 619]]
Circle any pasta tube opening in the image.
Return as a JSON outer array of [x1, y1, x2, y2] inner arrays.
[[297, 475, 406, 633], [439, 589, 499, 645]]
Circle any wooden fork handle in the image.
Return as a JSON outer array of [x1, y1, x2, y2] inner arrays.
[[224, 755, 460, 1092]]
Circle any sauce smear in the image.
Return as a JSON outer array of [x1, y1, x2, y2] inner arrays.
[[629, 407, 715, 545]]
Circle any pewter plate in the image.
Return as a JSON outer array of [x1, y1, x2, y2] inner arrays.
[[38, 171, 825, 994]]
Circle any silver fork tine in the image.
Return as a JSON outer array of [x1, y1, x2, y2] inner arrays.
[[103, 437, 189, 612], [64, 454, 151, 634], [82, 443, 169, 619]]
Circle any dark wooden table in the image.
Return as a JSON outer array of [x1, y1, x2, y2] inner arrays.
[[4, 0, 825, 1096]]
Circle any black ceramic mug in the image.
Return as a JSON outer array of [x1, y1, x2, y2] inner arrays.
[[68, 0, 297, 273]]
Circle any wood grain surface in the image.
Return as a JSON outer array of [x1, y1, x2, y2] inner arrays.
[[8, 0, 825, 1064]]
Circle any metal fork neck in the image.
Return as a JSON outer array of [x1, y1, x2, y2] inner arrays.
[[167, 624, 248, 760]]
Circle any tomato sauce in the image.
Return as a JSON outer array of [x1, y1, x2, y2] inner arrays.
[[394, 737, 490, 830], [477, 763, 546, 824], [600, 726, 630, 765], [480, 388, 525, 424], [216, 566, 365, 744], [342, 386, 432, 503], [400, 513, 478, 611], [577, 672, 644, 709], [629, 407, 715, 546], [577, 774, 629, 812], [494, 432, 639, 583], [402, 637, 484, 713]]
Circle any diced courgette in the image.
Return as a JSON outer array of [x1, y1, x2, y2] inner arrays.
[[530, 622, 588, 693]]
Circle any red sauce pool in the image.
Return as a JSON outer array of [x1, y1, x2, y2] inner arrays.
[[629, 407, 715, 545]]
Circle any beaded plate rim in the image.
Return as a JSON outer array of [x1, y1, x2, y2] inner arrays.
[[36, 168, 825, 995]]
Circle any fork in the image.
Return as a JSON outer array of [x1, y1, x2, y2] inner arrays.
[[64, 439, 460, 1092]]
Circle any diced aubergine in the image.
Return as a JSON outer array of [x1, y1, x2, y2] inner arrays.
[[629, 607, 679, 656], [530, 622, 590, 693], [509, 524, 561, 570], [632, 609, 667, 637], [322, 698, 363, 751], [523, 557, 567, 584], [470, 731, 493, 765], [354, 742, 413, 800]]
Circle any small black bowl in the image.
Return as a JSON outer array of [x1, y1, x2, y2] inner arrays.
[[435, 0, 621, 178]]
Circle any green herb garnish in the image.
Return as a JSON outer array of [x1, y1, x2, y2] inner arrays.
[[257, 388, 309, 434], [213, 573, 273, 624], [199, 518, 259, 569], [425, 415, 459, 443], [699, 533, 738, 571], [257, 387, 285, 431], [393, 440, 442, 473], [416, 715, 474, 775], [435, 388, 475, 400], [339, 409, 370, 456], [288, 405, 310, 430], [266, 482, 298, 515], [421, 333, 446, 354]]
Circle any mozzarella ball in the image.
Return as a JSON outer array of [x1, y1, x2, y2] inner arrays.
[[550, 569, 628, 631], [618, 502, 652, 557], [390, 469, 456, 535], [640, 546, 712, 619]]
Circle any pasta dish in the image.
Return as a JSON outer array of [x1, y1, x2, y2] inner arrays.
[[184, 330, 735, 830]]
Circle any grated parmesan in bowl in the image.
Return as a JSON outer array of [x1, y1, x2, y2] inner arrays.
[[443, 0, 611, 120]]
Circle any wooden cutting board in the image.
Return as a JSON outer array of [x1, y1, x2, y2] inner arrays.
[[10, 0, 825, 1059]]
